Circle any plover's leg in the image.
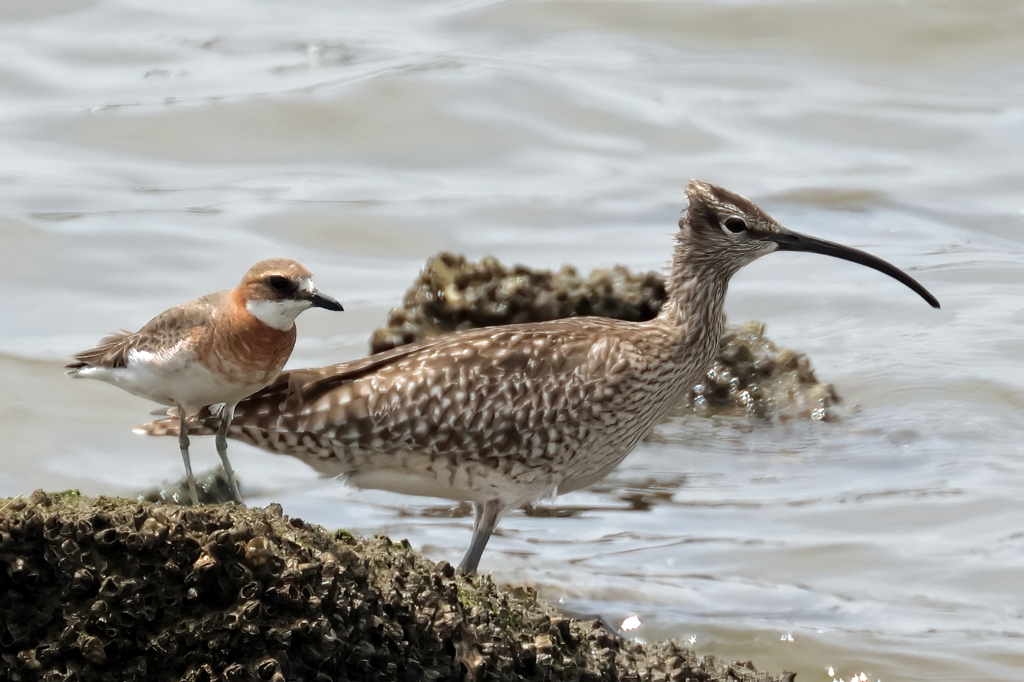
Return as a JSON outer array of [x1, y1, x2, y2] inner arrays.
[[177, 409, 200, 506], [215, 402, 244, 505], [457, 498, 506, 575]]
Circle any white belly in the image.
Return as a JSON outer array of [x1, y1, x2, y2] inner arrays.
[[75, 347, 266, 409], [337, 451, 556, 509]]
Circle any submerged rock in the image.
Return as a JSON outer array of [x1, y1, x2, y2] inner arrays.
[[370, 252, 665, 352], [685, 321, 838, 421], [371, 253, 837, 421], [0, 491, 789, 682], [139, 468, 237, 506]]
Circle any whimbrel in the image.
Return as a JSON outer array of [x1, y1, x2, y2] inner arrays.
[[69, 259, 343, 506], [139, 181, 939, 572]]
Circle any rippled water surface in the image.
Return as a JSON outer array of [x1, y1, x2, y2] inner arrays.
[[2, 1, 1023, 680]]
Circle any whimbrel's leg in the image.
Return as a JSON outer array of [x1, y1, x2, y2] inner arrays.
[[458, 499, 506, 575], [215, 402, 244, 505], [177, 409, 200, 506]]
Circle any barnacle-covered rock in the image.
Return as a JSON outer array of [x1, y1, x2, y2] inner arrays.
[[370, 253, 666, 354], [371, 252, 838, 421], [685, 321, 839, 421], [0, 491, 789, 682]]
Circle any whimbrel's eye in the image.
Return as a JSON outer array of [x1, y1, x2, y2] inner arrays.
[[722, 217, 748, 234], [267, 275, 295, 293]]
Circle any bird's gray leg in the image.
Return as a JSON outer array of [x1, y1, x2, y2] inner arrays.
[[215, 402, 244, 505], [457, 499, 505, 575], [177, 408, 200, 506]]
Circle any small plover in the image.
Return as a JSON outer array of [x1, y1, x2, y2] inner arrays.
[[68, 258, 343, 505]]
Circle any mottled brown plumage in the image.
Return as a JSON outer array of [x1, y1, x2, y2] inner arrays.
[[139, 181, 939, 573]]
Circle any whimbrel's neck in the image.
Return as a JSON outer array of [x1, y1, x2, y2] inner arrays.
[[653, 237, 732, 362]]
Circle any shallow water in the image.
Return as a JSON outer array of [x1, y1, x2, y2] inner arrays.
[[2, 1, 1023, 680]]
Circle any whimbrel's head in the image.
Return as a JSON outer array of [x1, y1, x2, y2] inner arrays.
[[237, 258, 344, 331], [682, 180, 940, 308]]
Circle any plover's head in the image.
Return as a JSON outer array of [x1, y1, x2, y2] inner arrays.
[[680, 180, 939, 308], [238, 258, 343, 331]]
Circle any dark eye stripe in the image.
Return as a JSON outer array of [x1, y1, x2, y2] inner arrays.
[[267, 275, 297, 293]]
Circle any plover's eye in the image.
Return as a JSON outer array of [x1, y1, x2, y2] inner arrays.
[[267, 275, 296, 293], [722, 216, 748, 234]]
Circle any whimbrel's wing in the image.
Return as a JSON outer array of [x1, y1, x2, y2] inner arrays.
[[68, 291, 226, 370], [250, 317, 622, 418], [138, 317, 651, 468]]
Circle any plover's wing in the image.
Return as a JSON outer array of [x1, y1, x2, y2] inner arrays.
[[68, 292, 224, 370]]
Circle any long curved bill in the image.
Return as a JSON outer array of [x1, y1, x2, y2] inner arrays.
[[766, 230, 940, 309]]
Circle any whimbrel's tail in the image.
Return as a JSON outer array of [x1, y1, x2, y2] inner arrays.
[[136, 342, 441, 442], [135, 407, 219, 437]]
